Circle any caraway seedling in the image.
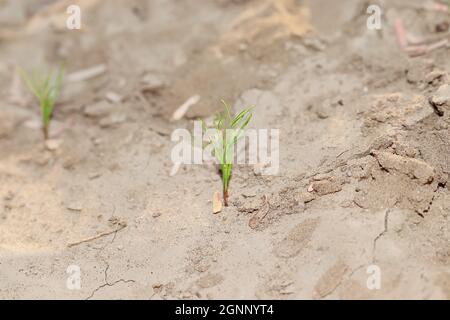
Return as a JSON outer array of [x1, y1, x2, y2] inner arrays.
[[19, 65, 64, 140], [202, 100, 253, 206]]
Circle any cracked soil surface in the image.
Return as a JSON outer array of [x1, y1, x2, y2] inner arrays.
[[0, 0, 449, 299]]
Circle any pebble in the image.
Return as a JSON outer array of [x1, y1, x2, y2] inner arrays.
[[45, 139, 62, 151], [99, 113, 126, 128], [105, 91, 122, 103], [425, 69, 448, 84], [312, 173, 332, 181], [92, 137, 102, 146], [141, 74, 165, 92], [242, 190, 257, 198], [152, 212, 162, 218], [303, 37, 326, 51], [297, 191, 316, 203], [88, 172, 102, 180], [196, 274, 224, 289], [84, 100, 113, 118], [310, 180, 342, 196], [67, 64, 106, 82], [430, 84, 450, 115]]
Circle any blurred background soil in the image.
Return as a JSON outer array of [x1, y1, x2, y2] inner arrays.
[[0, 0, 449, 299]]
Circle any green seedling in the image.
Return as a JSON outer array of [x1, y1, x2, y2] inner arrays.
[[203, 100, 253, 206], [19, 65, 64, 140]]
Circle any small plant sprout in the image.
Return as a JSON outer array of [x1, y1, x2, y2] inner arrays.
[[19, 65, 64, 140], [203, 100, 253, 206]]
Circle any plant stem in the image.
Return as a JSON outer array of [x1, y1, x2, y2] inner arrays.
[[42, 98, 51, 140], [43, 124, 49, 140], [222, 163, 231, 206], [223, 189, 228, 207]]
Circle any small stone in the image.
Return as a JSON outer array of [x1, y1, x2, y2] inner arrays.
[[84, 100, 113, 118], [242, 190, 257, 198], [171, 95, 200, 121], [315, 107, 330, 119], [92, 137, 102, 146], [105, 91, 122, 103], [303, 37, 326, 51], [297, 191, 315, 203], [196, 273, 224, 289], [88, 172, 102, 180], [152, 212, 161, 218], [425, 70, 448, 84], [313, 173, 332, 181], [313, 261, 348, 299], [67, 64, 106, 82], [181, 292, 194, 299], [430, 84, 450, 115], [372, 151, 436, 185], [141, 74, 165, 92], [310, 179, 342, 196], [238, 196, 263, 213], [45, 139, 62, 151], [99, 113, 126, 128], [248, 215, 261, 229]]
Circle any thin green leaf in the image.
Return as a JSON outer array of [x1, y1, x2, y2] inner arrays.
[[231, 106, 253, 128], [19, 65, 64, 139], [221, 99, 232, 123]]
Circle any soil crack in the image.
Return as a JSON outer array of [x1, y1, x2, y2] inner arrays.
[[372, 209, 390, 263], [424, 182, 446, 214], [85, 264, 135, 300]]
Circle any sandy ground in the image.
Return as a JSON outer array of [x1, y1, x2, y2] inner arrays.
[[0, 0, 449, 299]]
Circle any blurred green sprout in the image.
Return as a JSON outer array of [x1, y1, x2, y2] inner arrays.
[[202, 100, 253, 206], [19, 65, 64, 140]]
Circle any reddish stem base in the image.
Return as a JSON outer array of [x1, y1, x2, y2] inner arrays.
[[223, 190, 228, 207]]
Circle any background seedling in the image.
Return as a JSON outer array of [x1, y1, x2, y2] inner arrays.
[[203, 100, 253, 206], [19, 65, 64, 140]]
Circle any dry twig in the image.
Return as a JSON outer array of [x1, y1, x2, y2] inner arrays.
[[67, 219, 127, 248]]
